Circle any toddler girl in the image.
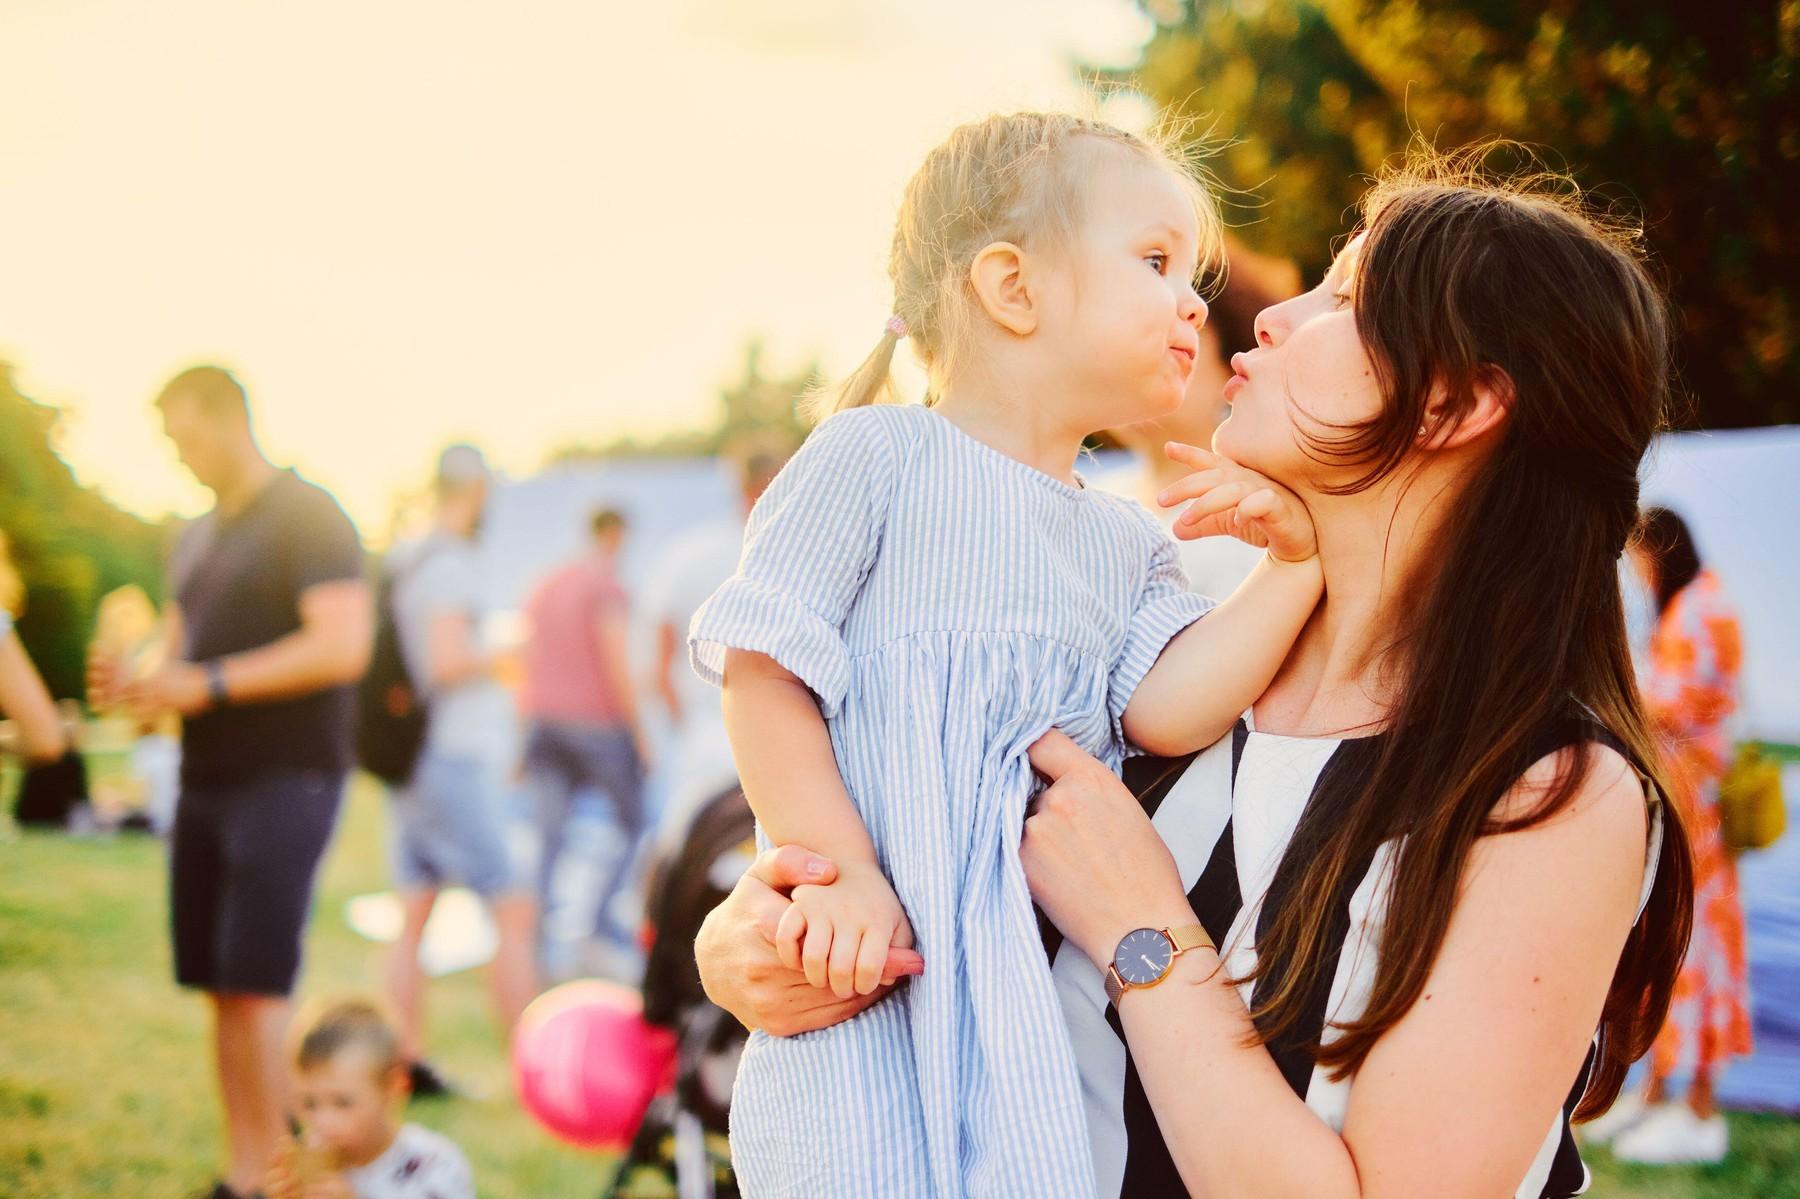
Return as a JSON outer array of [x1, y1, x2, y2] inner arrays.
[[691, 112, 1321, 1196]]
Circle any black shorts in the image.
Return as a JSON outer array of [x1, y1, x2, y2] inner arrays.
[[170, 769, 344, 996]]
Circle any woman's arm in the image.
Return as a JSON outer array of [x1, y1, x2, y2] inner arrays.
[[1022, 732, 1647, 1199]]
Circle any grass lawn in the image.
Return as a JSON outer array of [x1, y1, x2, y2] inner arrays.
[[3, 773, 1798, 1197], [0, 777, 607, 1198]]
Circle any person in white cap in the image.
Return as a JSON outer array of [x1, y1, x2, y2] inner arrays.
[[382, 444, 537, 1096]]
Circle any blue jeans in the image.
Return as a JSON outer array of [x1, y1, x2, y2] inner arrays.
[[389, 750, 523, 898], [522, 719, 644, 940]]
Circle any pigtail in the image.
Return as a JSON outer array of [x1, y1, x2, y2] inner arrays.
[[803, 316, 906, 422]]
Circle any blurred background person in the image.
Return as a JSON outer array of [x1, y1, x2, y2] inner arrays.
[[87, 364, 372, 1199], [1103, 250, 1293, 598], [92, 581, 183, 835], [0, 527, 67, 766], [383, 444, 536, 1098], [264, 997, 475, 1199], [518, 506, 647, 980], [640, 446, 786, 855], [1601, 506, 1754, 1164]]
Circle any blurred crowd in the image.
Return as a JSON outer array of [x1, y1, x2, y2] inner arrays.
[[0, 318, 1770, 1192]]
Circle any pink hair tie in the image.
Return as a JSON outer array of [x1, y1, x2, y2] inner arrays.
[[885, 315, 909, 339]]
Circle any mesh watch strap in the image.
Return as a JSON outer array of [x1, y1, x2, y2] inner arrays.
[[1167, 923, 1214, 954]]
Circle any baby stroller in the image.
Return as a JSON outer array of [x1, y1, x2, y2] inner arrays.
[[605, 783, 757, 1199]]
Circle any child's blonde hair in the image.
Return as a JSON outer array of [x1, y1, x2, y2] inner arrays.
[[292, 997, 403, 1076], [813, 111, 1223, 419]]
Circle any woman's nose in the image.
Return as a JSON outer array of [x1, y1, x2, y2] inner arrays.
[[1253, 302, 1288, 348]]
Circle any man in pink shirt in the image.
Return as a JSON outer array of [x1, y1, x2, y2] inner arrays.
[[519, 508, 645, 964]]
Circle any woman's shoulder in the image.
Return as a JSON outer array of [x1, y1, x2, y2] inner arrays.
[[1486, 733, 1650, 922]]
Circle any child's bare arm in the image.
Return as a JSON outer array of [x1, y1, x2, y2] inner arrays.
[[1123, 554, 1322, 755], [722, 647, 878, 864], [723, 647, 911, 1000], [1121, 444, 1323, 756]]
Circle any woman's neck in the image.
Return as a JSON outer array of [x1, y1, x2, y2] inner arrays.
[[1259, 466, 1457, 737], [932, 375, 1088, 486]]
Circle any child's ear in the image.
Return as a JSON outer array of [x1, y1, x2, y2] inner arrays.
[[385, 1062, 412, 1103], [968, 241, 1038, 336]]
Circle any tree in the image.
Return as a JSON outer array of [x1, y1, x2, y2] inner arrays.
[[0, 364, 164, 699], [544, 339, 821, 463], [1121, 0, 1800, 427]]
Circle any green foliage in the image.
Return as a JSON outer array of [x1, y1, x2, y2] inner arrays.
[[1122, 0, 1800, 427], [0, 364, 164, 699], [0, 778, 603, 1197], [546, 339, 820, 463]]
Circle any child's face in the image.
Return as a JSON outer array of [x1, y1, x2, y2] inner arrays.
[[294, 1047, 405, 1163], [1039, 144, 1207, 433]]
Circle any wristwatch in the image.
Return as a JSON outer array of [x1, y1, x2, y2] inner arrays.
[[1105, 923, 1214, 1007]]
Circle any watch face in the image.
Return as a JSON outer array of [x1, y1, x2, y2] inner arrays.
[[1113, 928, 1175, 987]]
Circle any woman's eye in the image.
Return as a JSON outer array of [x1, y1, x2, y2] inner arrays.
[[1146, 252, 1168, 274]]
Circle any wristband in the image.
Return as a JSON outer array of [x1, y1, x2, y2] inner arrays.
[[205, 659, 231, 708]]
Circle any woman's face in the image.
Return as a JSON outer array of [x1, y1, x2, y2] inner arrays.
[[1212, 235, 1383, 492]]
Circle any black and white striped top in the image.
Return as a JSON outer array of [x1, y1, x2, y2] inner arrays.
[[1047, 711, 1665, 1199]]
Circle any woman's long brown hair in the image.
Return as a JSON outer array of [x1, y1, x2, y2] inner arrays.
[[1241, 148, 1695, 1120]]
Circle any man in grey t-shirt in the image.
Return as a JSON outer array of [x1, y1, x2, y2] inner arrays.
[[383, 444, 536, 1088]]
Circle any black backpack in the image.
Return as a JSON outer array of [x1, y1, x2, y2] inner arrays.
[[354, 552, 430, 786]]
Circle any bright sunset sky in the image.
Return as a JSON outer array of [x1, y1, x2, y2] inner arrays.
[[0, 0, 1155, 534]]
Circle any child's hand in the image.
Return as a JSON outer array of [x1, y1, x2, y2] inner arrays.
[[264, 1137, 303, 1199], [775, 859, 913, 1000], [301, 1176, 355, 1199], [266, 1134, 351, 1199], [1158, 442, 1318, 564]]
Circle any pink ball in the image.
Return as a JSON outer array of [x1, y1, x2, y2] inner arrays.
[[512, 979, 677, 1150]]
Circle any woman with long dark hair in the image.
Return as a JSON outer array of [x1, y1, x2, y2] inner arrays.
[[1595, 506, 1751, 1164], [693, 149, 1694, 1198]]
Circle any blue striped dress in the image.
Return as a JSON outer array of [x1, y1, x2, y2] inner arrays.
[[690, 403, 1215, 1197]]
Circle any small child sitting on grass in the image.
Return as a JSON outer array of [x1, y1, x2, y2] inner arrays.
[[266, 998, 474, 1199]]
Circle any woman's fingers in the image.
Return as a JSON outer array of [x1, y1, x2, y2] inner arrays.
[[747, 843, 837, 895], [774, 902, 808, 973], [1027, 728, 1092, 783], [801, 918, 833, 991]]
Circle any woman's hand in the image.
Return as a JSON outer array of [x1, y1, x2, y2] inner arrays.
[[695, 844, 924, 1037], [1158, 442, 1318, 564], [1021, 731, 1195, 968]]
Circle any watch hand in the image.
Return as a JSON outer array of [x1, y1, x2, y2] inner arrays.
[[1141, 954, 1158, 970]]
